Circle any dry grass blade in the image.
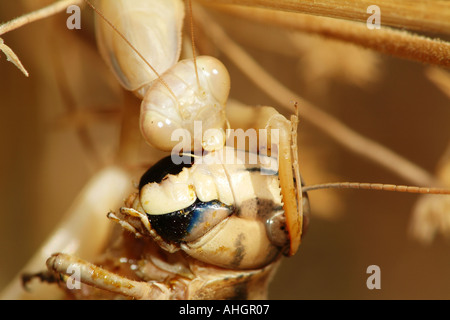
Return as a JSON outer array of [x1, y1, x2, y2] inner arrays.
[[0, 0, 84, 36], [0, 0, 84, 76], [197, 0, 450, 35], [0, 38, 28, 76], [208, 4, 450, 68]]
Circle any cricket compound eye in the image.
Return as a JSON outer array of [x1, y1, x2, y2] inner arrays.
[[146, 200, 234, 243]]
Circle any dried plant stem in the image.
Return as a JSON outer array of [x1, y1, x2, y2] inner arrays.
[[208, 4, 450, 68], [0, 38, 28, 76], [0, 0, 83, 36], [0, 0, 84, 76], [197, 0, 450, 35], [195, 6, 439, 187]]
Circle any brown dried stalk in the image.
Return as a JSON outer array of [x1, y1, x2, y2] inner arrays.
[[197, 0, 450, 35], [0, 0, 83, 36], [0, 0, 84, 76], [0, 38, 28, 76], [206, 4, 450, 68]]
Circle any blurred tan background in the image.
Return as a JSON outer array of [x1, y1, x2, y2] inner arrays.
[[1, 0, 449, 299]]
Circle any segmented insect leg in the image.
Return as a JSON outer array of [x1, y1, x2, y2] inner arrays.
[[46, 253, 173, 299]]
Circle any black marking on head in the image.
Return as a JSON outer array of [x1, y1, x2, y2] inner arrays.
[[147, 200, 233, 243], [245, 167, 278, 176], [138, 154, 194, 190], [238, 197, 283, 220], [146, 199, 198, 243], [237, 198, 289, 250], [231, 233, 246, 268]]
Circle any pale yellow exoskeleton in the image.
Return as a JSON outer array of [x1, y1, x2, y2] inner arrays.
[[139, 55, 230, 152], [93, 0, 230, 152], [94, 0, 185, 99]]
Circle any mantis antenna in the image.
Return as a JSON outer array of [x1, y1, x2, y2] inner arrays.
[[187, 0, 201, 89]]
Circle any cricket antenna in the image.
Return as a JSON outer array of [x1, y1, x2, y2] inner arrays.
[[302, 182, 450, 195], [83, 0, 178, 102]]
